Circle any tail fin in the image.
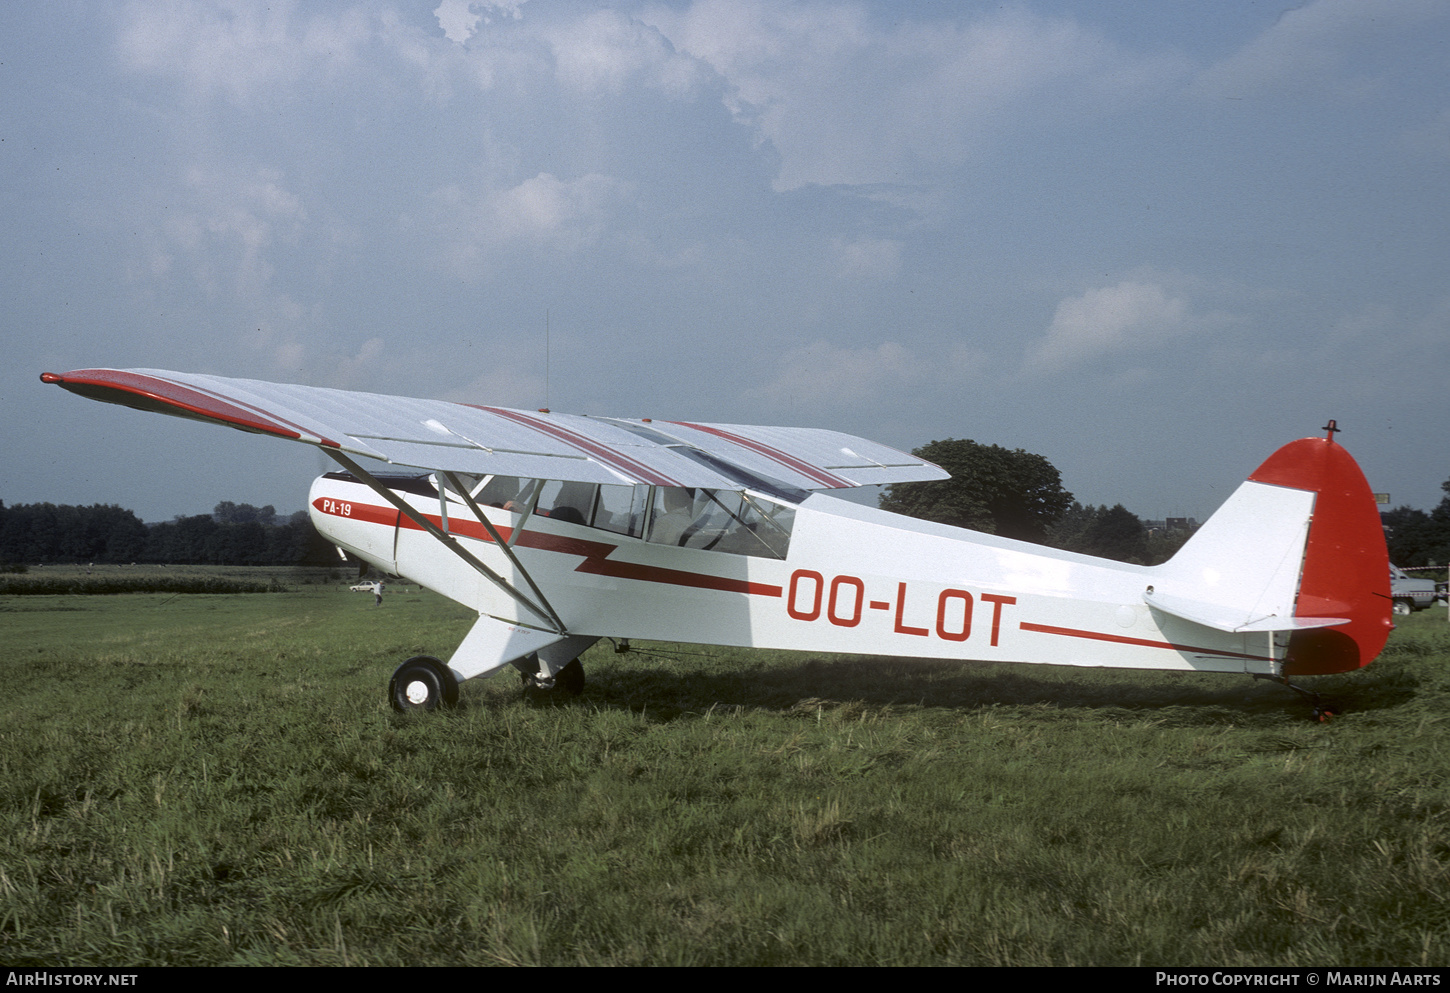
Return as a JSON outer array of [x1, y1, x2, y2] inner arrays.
[[1149, 432, 1390, 675], [1250, 434, 1391, 674]]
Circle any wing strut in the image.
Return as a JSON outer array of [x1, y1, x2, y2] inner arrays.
[[439, 470, 565, 634], [324, 451, 565, 635]]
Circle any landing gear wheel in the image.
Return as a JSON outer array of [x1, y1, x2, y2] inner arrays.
[[519, 657, 585, 700], [1392, 599, 1413, 616], [388, 655, 459, 713]]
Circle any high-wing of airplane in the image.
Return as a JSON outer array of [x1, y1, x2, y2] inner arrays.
[[42, 368, 1392, 719]]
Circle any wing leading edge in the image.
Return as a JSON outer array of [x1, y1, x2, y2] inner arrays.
[[42, 368, 947, 492]]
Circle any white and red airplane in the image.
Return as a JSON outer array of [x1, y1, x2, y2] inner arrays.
[[43, 368, 1392, 717]]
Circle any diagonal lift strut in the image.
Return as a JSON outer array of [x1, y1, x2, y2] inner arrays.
[[323, 451, 566, 635]]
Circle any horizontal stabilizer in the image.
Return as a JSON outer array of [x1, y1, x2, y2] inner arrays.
[[1143, 590, 1347, 634], [1150, 432, 1391, 674]]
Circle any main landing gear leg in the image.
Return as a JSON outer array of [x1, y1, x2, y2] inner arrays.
[[513, 654, 586, 700], [512, 634, 597, 701], [1252, 673, 1337, 722]]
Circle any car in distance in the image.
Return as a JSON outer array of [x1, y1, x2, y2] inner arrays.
[[1390, 564, 1438, 615]]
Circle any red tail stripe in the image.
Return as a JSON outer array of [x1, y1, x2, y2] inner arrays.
[[1020, 621, 1276, 662]]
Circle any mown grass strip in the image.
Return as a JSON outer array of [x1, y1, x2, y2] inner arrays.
[[1, 576, 1447, 965]]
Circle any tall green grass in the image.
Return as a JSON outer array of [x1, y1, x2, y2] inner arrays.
[[1, 578, 1447, 965]]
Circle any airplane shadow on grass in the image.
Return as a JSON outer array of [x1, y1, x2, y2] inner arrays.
[[486, 647, 1420, 726]]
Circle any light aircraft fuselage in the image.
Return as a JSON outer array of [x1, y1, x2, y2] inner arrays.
[[42, 367, 1392, 716]]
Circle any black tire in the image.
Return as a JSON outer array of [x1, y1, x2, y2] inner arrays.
[[388, 655, 459, 713], [1392, 599, 1414, 617], [520, 657, 585, 699], [553, 657, 585, 695]]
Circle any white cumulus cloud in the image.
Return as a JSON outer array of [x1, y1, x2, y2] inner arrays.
[[1192, 0, 1446, 99], [432, 172, 632, 279], [831, 237, 902, 282], [117, 0, 372, 104], [642, 0, 1172, 190], [1028, 281, 1189, 373], [746, 338, 982, 410], [435, 1, 528, 46]]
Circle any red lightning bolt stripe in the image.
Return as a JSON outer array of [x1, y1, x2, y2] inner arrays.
[[317, 499, 781, 598]]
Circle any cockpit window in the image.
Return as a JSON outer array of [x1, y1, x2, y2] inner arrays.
[[432, 474, 793, 559], [594, 483, 648, 538], [536, 480, 597, 525], [474, 475, 526, 510], [642, 486, 793, 559]]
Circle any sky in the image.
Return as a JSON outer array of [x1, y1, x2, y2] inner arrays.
[[4, 0, 1448, 525]]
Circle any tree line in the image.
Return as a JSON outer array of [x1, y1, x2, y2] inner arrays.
[[0, 501, 336, 567], [1381, 480, 1450, 567], [10, 445, 1443, 569], [880, 438, 1445, 567]]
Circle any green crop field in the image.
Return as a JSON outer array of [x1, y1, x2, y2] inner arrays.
[[2, 573, 1447, 966]]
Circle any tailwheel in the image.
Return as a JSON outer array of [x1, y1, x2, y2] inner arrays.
[[388, 655, 459, 713], [518, 656, 586, 701], [1252, 672, 1337, 721]]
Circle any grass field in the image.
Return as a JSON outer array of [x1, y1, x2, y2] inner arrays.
[[2, 572, 1447, 966]]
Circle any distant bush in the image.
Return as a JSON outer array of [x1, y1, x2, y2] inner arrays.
[[0, 575, 281, 596]]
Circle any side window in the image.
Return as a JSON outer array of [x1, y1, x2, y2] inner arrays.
[[646, 487, 698, 546], [678, 490, 743, 551], [643, 487, 794, 559], [537, 481, 598, 525], [708, 494, 793, 559], [593, 484, 648, 538], [475, 478, 795, 559], [732, 496, 794, 559], [474, 475, 526, 510]]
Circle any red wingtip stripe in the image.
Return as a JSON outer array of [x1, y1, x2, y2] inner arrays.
[[45, 369, 342, 448]]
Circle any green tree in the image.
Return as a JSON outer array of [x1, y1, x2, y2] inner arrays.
[[1080, 503, 1148, 563], [1381, 475, 1450, 566], [1383, 505, 1435, 565], [1145, 526, 1194, 566], [1047, 502, 1151, 563], [213, 501, 277, 526], [879, 438, 1073, 543], [1046, 501, 1100, 552]]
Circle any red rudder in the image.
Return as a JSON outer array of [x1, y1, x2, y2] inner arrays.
[[1248, 435, 1391, 675]]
